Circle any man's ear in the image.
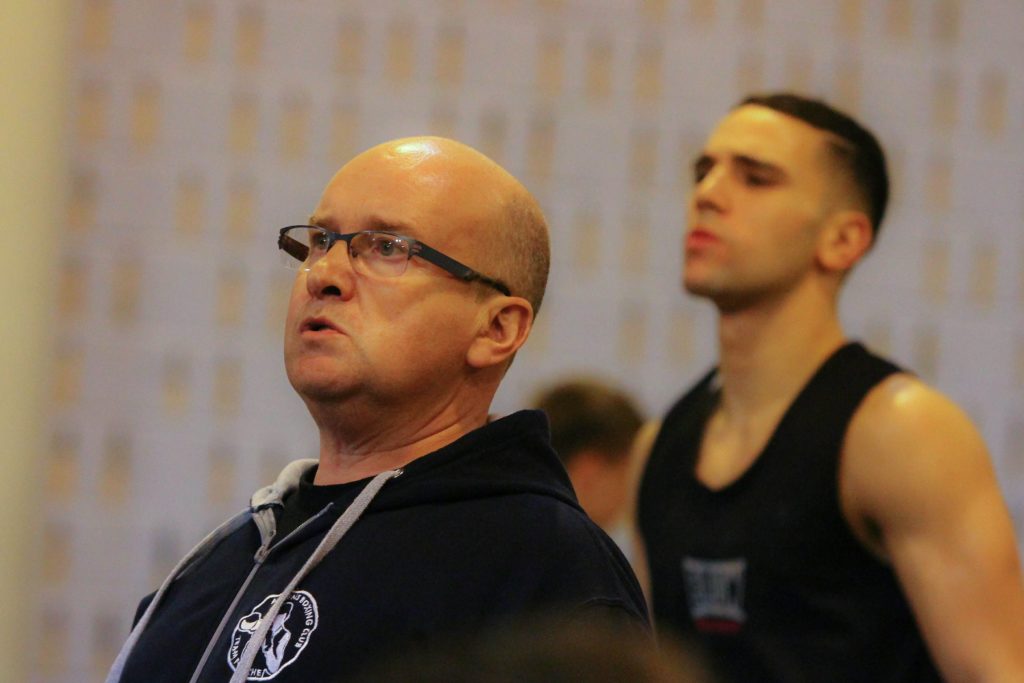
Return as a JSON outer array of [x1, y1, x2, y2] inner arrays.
[[466, 296, 534, 369], [817, 210, 873, 273]]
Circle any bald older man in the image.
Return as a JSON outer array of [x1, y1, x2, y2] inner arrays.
[[107, 138, 648, 683]]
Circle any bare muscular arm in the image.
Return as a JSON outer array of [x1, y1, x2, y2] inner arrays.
[[842, 374, 1024, 682]]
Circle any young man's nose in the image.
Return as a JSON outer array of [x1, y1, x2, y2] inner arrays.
[[692, 166, 729, 214]]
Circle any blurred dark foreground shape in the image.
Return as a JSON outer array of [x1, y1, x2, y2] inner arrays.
[[349, 613, 715, 683]]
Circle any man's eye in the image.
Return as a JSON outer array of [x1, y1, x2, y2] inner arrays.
[[746, 174, 773, 187], [310, 232, 330, 249], [693, 163, 711, 185], [371, 237, 407, 259]]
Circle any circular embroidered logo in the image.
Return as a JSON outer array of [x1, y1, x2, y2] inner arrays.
[[227, 590, 319, 680]]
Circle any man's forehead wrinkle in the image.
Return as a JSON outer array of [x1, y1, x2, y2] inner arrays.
[[315, 158, 442, 220], [306, 212, 421, 239], [364, 215, 422, 239]]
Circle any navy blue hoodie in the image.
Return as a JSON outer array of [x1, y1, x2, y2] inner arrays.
[[108, 410, 649, 682]]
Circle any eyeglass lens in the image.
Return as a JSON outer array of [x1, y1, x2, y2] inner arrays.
[[280, 228, 414, 278]]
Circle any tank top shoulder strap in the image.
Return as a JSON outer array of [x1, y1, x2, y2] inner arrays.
[[770, 342, 903, 459], [644, 367, 720, 483]]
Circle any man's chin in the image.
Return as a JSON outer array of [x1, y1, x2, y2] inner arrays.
[[682, 277, 717, 299], [294, 382, 359, 406], [683, 279, 748, 312], [286, 366, 358, 405]]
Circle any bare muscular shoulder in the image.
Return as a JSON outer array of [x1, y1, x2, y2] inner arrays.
[[839, 372, 992, 558], [838, 372, 1024, 680]]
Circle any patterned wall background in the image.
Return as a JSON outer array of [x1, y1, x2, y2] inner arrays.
[[33, 0, 1024, 679]]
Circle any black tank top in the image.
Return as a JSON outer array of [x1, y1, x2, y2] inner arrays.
[[638, 343, 941, 682]]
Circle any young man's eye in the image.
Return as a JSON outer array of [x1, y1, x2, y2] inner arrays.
[[745, 173, 774, 187], [692, 157, 713, 185]]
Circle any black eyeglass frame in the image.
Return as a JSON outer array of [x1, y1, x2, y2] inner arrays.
[[278, 225, 511, 296]]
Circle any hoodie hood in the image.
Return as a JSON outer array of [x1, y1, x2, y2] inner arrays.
[[251, 410, 578, 515], [370, 409, 578, 510]]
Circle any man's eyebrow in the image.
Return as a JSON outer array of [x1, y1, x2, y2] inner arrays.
[[306, 213, 421, 238], [692, 152, 785, 177], [363, 215, 420, 237], [733, 154, 785, 176]]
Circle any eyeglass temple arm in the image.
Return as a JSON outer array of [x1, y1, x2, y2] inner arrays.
[[278, 229, 310, 261], [415, 244, 511, 296]]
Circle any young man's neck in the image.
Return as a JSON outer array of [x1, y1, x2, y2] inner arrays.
[[714, 286, 846, 419]]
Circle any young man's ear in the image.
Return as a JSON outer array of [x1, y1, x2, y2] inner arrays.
[[466, 297, 534, 369], [817, 210, 873, 273]]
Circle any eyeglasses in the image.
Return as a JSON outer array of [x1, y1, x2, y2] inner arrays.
[[277, 225, 511, 296]]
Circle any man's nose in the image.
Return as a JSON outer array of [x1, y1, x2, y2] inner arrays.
[[304, 244, 356, 300], [692, 166, 728, 214]]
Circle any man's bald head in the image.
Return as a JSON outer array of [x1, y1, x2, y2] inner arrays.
[[327, 136, 550, 316]]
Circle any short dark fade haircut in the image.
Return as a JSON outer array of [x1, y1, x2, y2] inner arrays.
[[738, 93, 889, 238], [533, 379, 644, 466]]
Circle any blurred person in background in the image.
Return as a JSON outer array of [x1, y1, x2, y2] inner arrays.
[[532, 378, 655, 578], [107, 136, 648, 683], [638, 93, 1024, 682]]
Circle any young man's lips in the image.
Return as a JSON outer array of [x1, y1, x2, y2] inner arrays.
[[686, 230, 719, 249]]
